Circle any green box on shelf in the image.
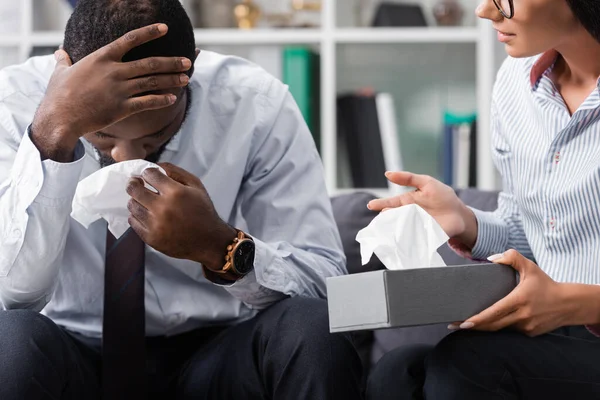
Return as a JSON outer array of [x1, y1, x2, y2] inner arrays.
[[283, 46, 321, 153]]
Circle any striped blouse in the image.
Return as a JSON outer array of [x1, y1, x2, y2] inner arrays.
[[467, 51, 600, 285]]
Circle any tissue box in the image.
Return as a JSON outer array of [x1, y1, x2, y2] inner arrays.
[[327, 263, 517, 332]]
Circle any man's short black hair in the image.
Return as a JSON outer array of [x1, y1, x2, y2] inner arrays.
[[63, 0, 196, 75], [567, 0, 600, 43]]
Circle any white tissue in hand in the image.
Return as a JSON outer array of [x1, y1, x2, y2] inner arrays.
[[71, 160, 166, 238], [356, 204, 449, 270]]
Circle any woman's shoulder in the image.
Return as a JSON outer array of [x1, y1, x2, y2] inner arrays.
[[494, 53, 545, 92]]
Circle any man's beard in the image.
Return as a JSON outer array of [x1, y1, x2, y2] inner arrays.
[[95, 87, 192, 168]]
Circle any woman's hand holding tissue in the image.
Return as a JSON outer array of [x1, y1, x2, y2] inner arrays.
[[367, 171, 478, 249], [452, 250, 600, 337], [31, 24, 192, 162], [126, 162, 237, 274]]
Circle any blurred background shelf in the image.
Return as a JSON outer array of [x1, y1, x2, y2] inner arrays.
[[0, 36, 21, 46], [29, 29, 325, 46], [334, 27, 478, 43], [0, 0, 508, 194], [27, 27, 480, 46], [30, 32, 64, 46], [194, 29, 323, 44]]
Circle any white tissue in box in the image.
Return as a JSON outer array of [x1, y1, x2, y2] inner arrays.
[[71, 160, 166, 238], [356, 204, 449, 270]]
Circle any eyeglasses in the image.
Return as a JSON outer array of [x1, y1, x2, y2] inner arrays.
[[492, 0, 514, 19]]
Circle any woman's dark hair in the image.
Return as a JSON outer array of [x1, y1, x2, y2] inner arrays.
[[63, 0, 196, 76], [567, 0, 600, 42]]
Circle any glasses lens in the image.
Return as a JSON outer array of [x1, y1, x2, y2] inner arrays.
[[495, 0, 512, 16]]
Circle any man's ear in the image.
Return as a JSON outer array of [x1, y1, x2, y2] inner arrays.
[[186, 48, 200, 78]]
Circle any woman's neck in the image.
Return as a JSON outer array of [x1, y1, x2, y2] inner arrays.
[[554, 32, 600, 88], [549, 33, 600, 115]]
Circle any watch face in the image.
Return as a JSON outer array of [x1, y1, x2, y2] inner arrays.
[[233, 240, 255, 275]]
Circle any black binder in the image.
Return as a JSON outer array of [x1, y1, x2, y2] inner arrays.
[[469, 119, 478, 188], [337, 94, 388, 188]]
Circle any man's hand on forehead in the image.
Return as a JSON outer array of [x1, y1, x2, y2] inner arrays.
[[31, 24, 192, 162]]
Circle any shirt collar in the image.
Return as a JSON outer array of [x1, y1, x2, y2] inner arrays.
[[530, 50, 600, 91], [530, 50, 559, 89], [165, 131, 181, 152], [164, 85, 193, 153]]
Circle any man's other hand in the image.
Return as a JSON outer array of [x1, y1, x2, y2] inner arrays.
[[125, 163, 237, 271]]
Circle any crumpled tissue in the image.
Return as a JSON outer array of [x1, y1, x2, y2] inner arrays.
[[71, 160, 166, 238], [356, 204, 449, 270]]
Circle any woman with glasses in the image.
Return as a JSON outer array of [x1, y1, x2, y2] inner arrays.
[[366, 0, 600, 398]]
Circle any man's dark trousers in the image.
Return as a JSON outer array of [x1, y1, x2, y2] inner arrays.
[[0, 297, 363, 400]]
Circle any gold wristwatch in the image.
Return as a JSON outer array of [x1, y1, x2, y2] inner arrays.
[[213, 230, 255, 277]]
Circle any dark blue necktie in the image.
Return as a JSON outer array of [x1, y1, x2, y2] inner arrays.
[[103, 227, 147, 400]]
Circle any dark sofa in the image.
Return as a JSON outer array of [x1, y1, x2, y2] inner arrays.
[[330, 188, 500, 374]]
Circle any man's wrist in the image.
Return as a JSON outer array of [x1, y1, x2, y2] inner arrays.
[[31, 119, 79, 163], [198, 223, 238, 273]]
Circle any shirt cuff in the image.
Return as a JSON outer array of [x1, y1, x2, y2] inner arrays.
[[208, 269, 258, 288], [447, 238, 478, 261], [210, 237, 286, 308], [470, 208, 510, 260], [16, 127, 86, 206], [210, 237, 282, 291]]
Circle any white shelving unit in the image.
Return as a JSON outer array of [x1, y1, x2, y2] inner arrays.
[[334, 27, 479, 43], [0, 0, 504, 194], [9, 27, 482, 47]]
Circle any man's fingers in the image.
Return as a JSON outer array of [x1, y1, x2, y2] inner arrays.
[[128, 215, 149, 244], [367, 193, 414, 211], [127, 74, 189, 96], [126, 94, 177, 115], [158, 162, 202, 188], [103, 24, 168, 60], [385, 171, 431, 189], [141, 168, 174, 193], [54, 49, 73, 69], [127, 198, 150, 227], [126, 178, 158, 209], [122, 57, 192, 79]]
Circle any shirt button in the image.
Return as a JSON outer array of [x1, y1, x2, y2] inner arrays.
[[550, 218, 556, 229], [554, 152, 561, 164]]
